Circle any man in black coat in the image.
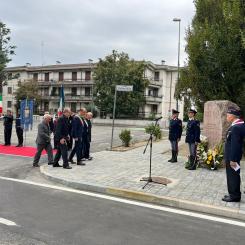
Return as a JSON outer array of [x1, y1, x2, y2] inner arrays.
[[68, 109, 85, 165], [84, 112, 93, 160], [53, 108, 72, 169], [185, 109, 200, 170], [222, 107, 245, 202], [168, 109, 182, 163], [15, 114, 23, 147], [3, 110, 14, 146]]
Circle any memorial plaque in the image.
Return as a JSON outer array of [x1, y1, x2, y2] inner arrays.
[[203, 100, 239, 147]]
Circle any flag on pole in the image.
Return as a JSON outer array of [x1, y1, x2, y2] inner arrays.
[[58, 85, 65, 116], [0, 94, 2, 115]]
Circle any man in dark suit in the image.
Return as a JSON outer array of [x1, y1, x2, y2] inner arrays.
[[67, 112, 75, 151], [84, 112, 93, 160], [15, 114, 23, 147], [3, 110, 14, 146], [33, 114, 54, 167], [168, 109, 182, 163], [53, 108, 72, 169], [222, 107, 245, 202], [185, 109, 200, 170], [68, 109, 85, 165]]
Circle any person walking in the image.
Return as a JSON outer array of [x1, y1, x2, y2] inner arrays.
[[84, 112, 93, 160], [33, 114, 54, 167], [3, 110, 14, 146], [168, 109, 182, 163], [15, 114, 23, 147], [68, 109, 85, 165], [185, 109, 200, 170], [53, 108, 72, 169], [222, 107, 245, 202]]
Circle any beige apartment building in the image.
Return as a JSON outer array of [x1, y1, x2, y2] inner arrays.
[[3, 61, 183, 124]]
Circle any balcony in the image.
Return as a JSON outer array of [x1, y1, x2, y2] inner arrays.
[[149, 79, 162, 87], [37, 79, 94, 87], [44, 94, 92, 102], [145, 95, 162, 104]]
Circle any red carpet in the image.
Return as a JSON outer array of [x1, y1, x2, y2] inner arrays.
[[0, 144, 53, 158]]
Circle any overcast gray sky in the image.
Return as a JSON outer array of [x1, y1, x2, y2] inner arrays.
[[0, 0, 195, 67]]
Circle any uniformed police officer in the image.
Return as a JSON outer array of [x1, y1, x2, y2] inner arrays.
[[15, 114, 23, 147], [222, 107, 245, 202], [3, 110, 14, 146], [185, 109, 200, 170], [168, 109, 182, 163]]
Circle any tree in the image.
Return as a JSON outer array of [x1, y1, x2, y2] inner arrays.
[[0, 21, 16, 93], [93, 50, 149, 118], [15, 80, 41, 113], [176, 0, 245, 115]]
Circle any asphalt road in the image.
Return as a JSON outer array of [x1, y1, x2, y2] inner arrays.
[[0, 177, 244, 245]]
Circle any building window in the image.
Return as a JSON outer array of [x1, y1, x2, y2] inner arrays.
[[33, 73, 38, 81], [154, 72, 160, 81], [7, 101, 12, 108], [71, 102, 76, 113], [72, 72, 77, 81], [7, 87, 12, 94], [45, 73, 49, 81], [44, 88, 49, 96], [153, 88, 158, 97], [152, 105, 158, 114], [51, 87, 57, 96], [44, 102, 49, 111], [85, 87, 91, 96], [71, 87, 77, 96], [59, 72, 64, 81], [85, 71, 91, 80], [8, 73, 12, 79]]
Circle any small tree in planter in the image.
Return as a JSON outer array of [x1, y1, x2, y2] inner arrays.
[[145, 123, 162, 140], [119, 129, 132, 147]]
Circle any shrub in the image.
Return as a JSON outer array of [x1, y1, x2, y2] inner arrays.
[[119, 129, 132, 147], [145, 123, 162, 140]]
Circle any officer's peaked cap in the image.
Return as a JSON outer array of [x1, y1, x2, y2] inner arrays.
[[172, 109, 180, 114], [188, 109, 197, 114], [227, 107, 241, 117]]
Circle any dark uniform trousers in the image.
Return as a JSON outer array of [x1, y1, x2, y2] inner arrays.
[[82, 137, 90, 159], [4, 127, 12, 145], [69, 138, 82, 162], [54, 142, 69, 167], [16, 127, 23, 145], [33, 143, 53, 164]]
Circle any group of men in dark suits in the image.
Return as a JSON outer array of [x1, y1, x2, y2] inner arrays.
[[3, 109, 23, 147], [33, 107, 93, 169]]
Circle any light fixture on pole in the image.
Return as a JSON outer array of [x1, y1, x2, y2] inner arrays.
[[88, 59, 94, 111], [173, 18, 181, 111]]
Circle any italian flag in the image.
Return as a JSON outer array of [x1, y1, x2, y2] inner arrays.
[[0, 94, 2, 114]]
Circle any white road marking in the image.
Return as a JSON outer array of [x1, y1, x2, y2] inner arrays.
[[0, 217, 17, 226], [0, 176, 245, 228]]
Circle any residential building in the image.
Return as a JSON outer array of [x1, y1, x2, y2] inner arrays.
[[2, 62, 183, 125]]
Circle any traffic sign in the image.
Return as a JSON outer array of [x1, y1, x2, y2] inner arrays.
[[116, 85, 133, 92]]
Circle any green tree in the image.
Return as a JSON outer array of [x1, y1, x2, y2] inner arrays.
[[93, 50, 149, 118], [176, 0, 245, 115], [15, 80, 41, 113], [0, 21, 16, 93]]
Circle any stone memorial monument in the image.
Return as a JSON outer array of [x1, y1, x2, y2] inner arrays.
[[203, 100, 239, 148]]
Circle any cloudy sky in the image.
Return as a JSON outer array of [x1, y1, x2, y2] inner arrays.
[[0, 0, 195, 67]]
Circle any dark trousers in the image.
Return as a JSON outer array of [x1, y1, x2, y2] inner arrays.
[[67, 137, 73, 151], [226, 161, 241, 199], [69, 138, 82, 162], [188, 143, 197, 156], [4, 127, 12, 145], [33, 143, 53, 165], [16, 127, 23, 145], [82, 137, 90, 159], [54, 142, 69, 167], [170, 140, 178, 152]]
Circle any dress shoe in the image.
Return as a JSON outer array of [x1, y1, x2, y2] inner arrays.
[[77, 161, 86, 166], [63, 166, 72, 169], [33, 164, 40, 167], [87, 157, 93, 161], [48, 162, 54, 165], [53, 163, 62, 167], [69, 159, 76, 164], [222, 196, 241, 202]]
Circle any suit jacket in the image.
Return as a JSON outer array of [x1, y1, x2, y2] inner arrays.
[[185, 119, 201, 143], [225, 122, 245, 163], [3, 115, 13, 129], [71, 115, 84, 139], [54, 115, 70, 141], [169, 118, 182, 141], [36, 121, 51, 145]]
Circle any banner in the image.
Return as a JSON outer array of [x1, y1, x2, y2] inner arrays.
[[58, 85, 65, 116], [0, 94, 2, 115], [20, 99, 34, 131]]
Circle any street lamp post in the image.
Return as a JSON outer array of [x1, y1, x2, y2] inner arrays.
[[173, 18, 181, 111], [88, 59, 94, 112]]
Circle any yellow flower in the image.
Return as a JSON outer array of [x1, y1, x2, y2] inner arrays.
[[207, 161, 211, 165], [208, 156, 212, 161]]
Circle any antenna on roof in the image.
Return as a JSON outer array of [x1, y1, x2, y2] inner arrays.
[[41, 41, 45, 66], [56, 61, 61, 64]]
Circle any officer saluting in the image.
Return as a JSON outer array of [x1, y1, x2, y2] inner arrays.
[[222, 107, 245, 202], [3, 110, 14, 146], [185, 109, 200, 170], [168, 109, 182, 163]]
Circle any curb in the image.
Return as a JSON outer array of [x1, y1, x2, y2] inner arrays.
[[40, 166, 245, 222]]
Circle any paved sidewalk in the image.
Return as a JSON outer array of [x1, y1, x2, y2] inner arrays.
[[41, 139, 245, 221]]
